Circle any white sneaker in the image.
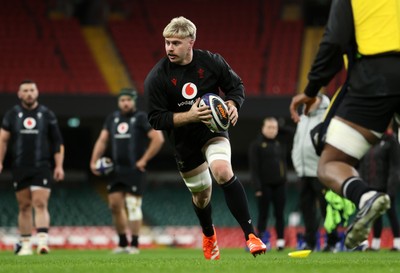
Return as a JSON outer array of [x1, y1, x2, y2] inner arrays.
[[36, 232, 49, 254], [37, 244, 50, 254], [128, 246, 140, 254], [17, 245, 33, 256], [15, 239, 33, 256], [112, 246, 140, 254], [112, 246, 131, 254]]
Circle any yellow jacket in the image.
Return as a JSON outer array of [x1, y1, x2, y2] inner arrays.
[[352, 0, 400, 55]]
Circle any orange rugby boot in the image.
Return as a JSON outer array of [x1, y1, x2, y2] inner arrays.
[[202, 229, 220, 260], [247, 233, 267, 257]]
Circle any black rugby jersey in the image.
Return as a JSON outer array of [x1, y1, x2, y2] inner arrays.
[[144, 49, 245, 148], [1, 104, 63, 168], [248, 135, 287, 189], [104, 110, 152, 169]]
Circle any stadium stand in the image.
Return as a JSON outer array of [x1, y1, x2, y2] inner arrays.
[[108, 18, 160, 94], [142, 183, 300, 227], [0, 179, 300, 228], [298, 27, 325, 93], [0, 0, 310, 96], [51, 18, 109, 93], [81, 26, 132, 94], [0, 0, 109, 94], [49, 184, 112, 226], [0, 184, 111, 227], [107, 0, 286, 95], [0, 1, 67, 93], [265, 20, 304, 95]]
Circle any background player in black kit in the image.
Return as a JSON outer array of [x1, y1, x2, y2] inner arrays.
[[0, 79, 65, 255], [90, 88, 164, 254], [144, 16, 266, 259]]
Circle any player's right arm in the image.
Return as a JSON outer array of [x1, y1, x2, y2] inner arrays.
[[90, 129, 109, 176], [145, 73, 211, 129], [144, 63, 210, 130], [173, 98, 212, 128], [0, 129, 10, 174]]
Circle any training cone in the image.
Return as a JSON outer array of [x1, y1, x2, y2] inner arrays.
[[288, 250, 311, 258]]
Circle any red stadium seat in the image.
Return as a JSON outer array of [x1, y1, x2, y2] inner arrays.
[[0, 1, 109, 95], [107, 0, 282, 95]]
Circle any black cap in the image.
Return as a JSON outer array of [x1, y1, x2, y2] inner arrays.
[[118, 88, 137, 100]]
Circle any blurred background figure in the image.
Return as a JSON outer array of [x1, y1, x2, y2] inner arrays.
[[248, 117, 287, 251], [90, 88, 164, 254], [0, 80, 65, 255], [358, 122, 400, 251], [291, 93, 340, 252]]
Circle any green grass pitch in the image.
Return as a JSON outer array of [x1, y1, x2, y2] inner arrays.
[[1, 248, 400, 273]]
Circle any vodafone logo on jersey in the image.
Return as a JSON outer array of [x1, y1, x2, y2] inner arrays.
[[182, 82, 197, 99], [23, 117, 36, 129], [117, 122, 129, 134], [20, 117, 39, 134]]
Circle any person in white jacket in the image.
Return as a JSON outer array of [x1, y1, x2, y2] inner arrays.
[[292, 93, 338, 251]]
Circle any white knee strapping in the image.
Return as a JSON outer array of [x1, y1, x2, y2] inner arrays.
[[125, 196, 143, 221], [30, 186, 50, 192], [183, 169, 212, 193], [204, 138, 231, 166], [326, 118, 376, 159]]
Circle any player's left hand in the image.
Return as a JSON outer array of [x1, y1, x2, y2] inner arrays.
[[226, 100, 238, 126], [53, 166, 65, 182], [190, 98, 213, 124], [136, 159, 147, 172], [289, 93, 316, 123]]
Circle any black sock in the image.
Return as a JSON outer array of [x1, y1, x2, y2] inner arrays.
[[192, 201, 214, 237], [36, 227, 48, 233], [220, 176, 255, 240], [118, 233, 128, 247], [131, 235, 139, 248], [341, 176, 370, 207], [21, 234, 31, 240]]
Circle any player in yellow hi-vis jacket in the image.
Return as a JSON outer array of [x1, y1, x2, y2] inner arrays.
[[290, 0, 400, 250]]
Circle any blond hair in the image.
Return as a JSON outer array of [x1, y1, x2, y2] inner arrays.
[[163, 16, 196, 40]]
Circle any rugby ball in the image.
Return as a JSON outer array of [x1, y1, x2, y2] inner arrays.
[[95, 157, 114, 175], [199, 93, 230, 133]]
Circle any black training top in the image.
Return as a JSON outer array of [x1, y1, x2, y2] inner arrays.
[[248, 134, 287, 189], [1, 104, 63, 168], [103, 110, 152, 169], [144, 49, 245, 150]]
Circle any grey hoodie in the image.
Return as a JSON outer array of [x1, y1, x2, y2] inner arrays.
[[291, 94, 330, 177]]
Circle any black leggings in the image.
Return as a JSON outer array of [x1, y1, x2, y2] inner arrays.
[[256, 183, 286, 239], [300, 177, 338, 248]]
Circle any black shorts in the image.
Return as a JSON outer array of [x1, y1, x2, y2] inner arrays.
[[335, 94, 400, 133], [107, 170, 145, 195], [174, 146, 208, 173], [12, 167, 53, 192], [173, 124, 229, 172]]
